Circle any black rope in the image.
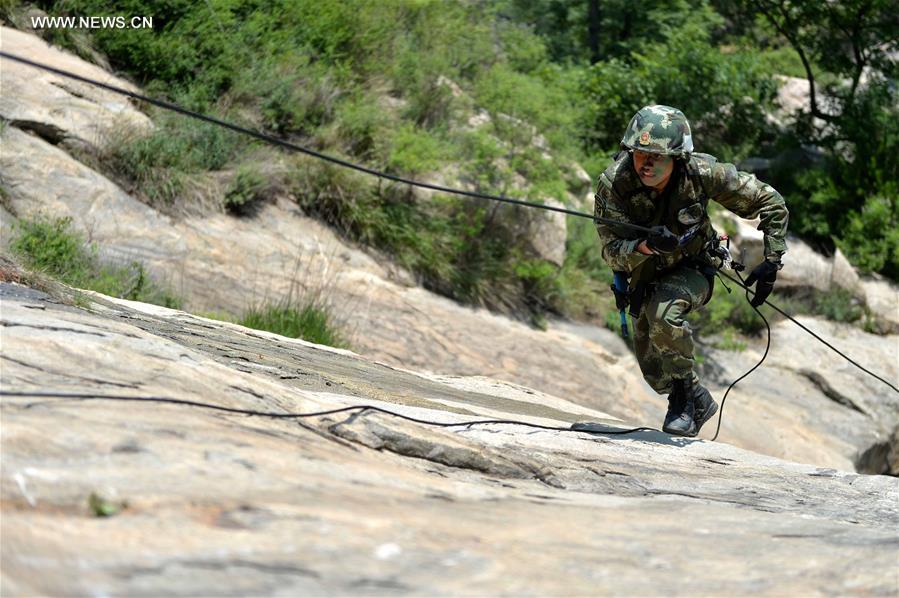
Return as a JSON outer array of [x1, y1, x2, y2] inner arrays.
[[709, 270, 772, 441], [0, 391, 659, 435], [0, 51, 653, 236], [717, 270, 899, 394]]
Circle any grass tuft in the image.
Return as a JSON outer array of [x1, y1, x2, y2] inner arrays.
[[239, 302, 348, 348]]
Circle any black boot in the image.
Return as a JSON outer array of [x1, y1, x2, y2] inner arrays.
[[687, 378, 719, 434], [662, 380, 696, 437]]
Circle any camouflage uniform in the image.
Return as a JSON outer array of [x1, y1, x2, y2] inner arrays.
[[594, 149, 789, 394]]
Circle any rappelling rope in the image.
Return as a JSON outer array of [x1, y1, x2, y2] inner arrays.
[[1, 52, 895, 443], [709, 270, 772, 441], [0, 391, 658, 435]]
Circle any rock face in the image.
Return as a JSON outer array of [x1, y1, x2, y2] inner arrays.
[[0, 113, 663, 431], [698, 316, 899, 475], [2, 284, 898, 596], [6, 113, 897, 473], [860, 276, 899, 333]]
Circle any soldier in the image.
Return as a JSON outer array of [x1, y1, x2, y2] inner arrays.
[[594, 105, 789, 437]]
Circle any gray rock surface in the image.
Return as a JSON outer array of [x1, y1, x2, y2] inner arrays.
[[861, 276, 899, 333], [0, 120, 662, 426], [4, 93, 898, 474], [2, 286, 897, 596]]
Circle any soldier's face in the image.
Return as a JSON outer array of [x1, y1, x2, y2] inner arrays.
[[633, 151, 673, 188]]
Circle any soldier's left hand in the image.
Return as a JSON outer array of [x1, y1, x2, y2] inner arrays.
[[646, 225, 679, 254], [745, 259, 781, 307]]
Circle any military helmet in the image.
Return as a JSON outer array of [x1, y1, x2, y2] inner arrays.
[[621, 105, 693, 158]]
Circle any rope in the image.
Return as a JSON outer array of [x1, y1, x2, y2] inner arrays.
[[717, 270, 898, 394], [0, 391, 658, 436], [709, 270, 772, 441]]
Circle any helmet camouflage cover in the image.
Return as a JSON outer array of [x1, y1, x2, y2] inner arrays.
[[621, 105, 693, 157]]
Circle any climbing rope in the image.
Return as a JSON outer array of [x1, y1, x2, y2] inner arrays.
[[709, 270, 773, 441], [1, 51, 895, 443], [0, 391, 658, 435]]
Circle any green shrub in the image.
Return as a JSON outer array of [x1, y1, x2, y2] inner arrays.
[[386, 124, 447, 175], [514, 258, 559, 313], [836, 191, 899, 278], [457, 129, 509, 192], [554, 216, 614, 320], [10, 216, 93, 282], [232, 56, 343, 136], [712, 329, 748, 352], [695, 282, 766, 337], [239, 303, 348, 348], [578, 6, 777, 160], [224, 166, 268, 216], [772, 287, 865, 325], [9, 215, 181, 308], [813, 288, 864, 323], [98, 112, 241, 208], [333, 93, 392, 162]]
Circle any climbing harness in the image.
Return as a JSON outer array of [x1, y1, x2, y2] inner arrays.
[[1, 51, 895, 443]]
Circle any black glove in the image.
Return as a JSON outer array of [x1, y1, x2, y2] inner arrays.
[[646, 225, 679, 254], [744, 259, 781, 307]]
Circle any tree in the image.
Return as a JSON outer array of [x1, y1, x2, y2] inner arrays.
[[587, 0, 601, 64], [738, 0, 898, 277], [748, 0, 897, 131]]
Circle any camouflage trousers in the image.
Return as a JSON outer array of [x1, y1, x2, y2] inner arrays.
[[633, 266, 712, 394]]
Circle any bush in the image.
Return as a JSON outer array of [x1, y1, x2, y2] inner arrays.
[[578, 5, 777, 160], [333, 92, 393, 162], [695, 281, 766, 337], [224, 166, 268, 216], [386, 124, 449, 175], [9, 215, 181, 308], [233, 58, 342, 136], [812, 288, 864, 324], [836, 192, 899, 278], [10, 215, 93, 282], [97, 112, 241, 209], [554, 216, 614, 321]]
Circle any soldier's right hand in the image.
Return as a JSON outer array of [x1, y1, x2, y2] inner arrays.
[[744, 259, 781, 307], [646, 225, 679, 254]]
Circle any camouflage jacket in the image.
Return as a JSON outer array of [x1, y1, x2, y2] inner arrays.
[[594, 152, 789, 274]]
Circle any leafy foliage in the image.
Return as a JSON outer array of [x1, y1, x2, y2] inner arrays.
[[728, 0, 899, 278], [9, 215, 182, 307], [95, 111, 241, 209], [578, 2, 778, 160], [224, 165, 268, 216]]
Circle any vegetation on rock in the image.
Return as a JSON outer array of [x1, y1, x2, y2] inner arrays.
[[239, 303, 349, 349], [9, 215, 182, 308]]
